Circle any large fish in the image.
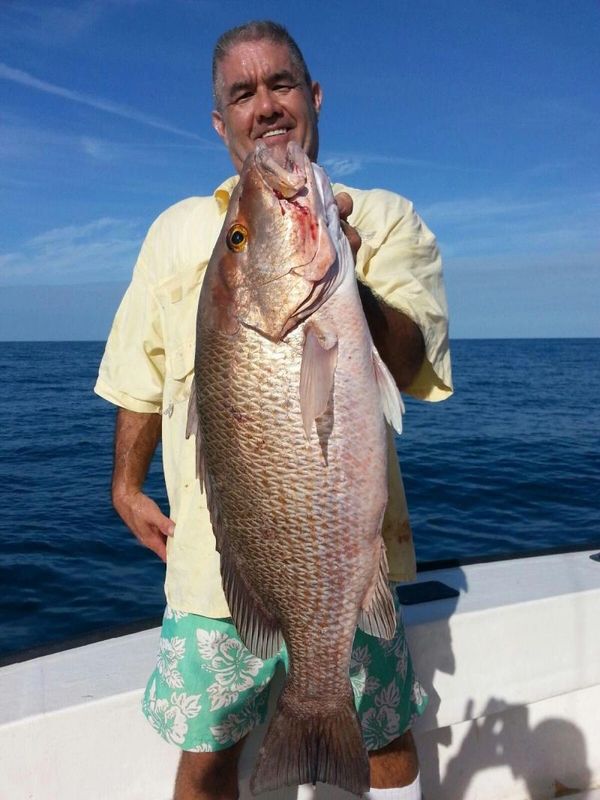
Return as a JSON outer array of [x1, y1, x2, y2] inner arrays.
[[187, 141, 404, 795]]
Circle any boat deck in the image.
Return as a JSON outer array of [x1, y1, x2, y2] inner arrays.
[[1, 549, 599, 799]]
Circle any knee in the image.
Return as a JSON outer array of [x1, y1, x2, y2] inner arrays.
[[175, 746, 241, 799], [368, 730, 419, 788], [371, 729, 417, 757]]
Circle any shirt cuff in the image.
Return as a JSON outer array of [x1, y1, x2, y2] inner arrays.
[[94, 378, 163, 414]]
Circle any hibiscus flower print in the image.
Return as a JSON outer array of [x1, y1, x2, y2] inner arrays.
[[209, 691, 263, 746], [188, 743, 213, 753], [359, 680, 404, 750], [376, 681, 401, 710], [361, 705, 400, 751], [350, 644, 380, 704], [411, 679, 428, 709], [197, 630, 264, 694], [196, 629, 230, 661], [165, 606, 189, 622], [143, 680, 201, 746], [206, 682, 240, 712], [157, 636, 186, 688], [349, 644, 369, 702]]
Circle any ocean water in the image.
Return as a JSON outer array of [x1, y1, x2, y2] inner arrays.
[[0, 339, 598, 659]]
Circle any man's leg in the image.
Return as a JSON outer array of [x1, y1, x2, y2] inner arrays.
[[173, 729, 418, 799], [369, 729, 419, 787], [174, 737, 246, 800], [141, 609, 284, 800], [354, 585, 426, 798]]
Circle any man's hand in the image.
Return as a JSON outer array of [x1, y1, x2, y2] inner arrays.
[[335, 192, 425, 390], [335, 192, 361, 261], [113, 488, 174, 562], [112, 408, 175, 562], [358, 281, 425, 391]]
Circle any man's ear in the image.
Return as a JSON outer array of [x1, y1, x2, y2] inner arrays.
[[212, 110, 227, 145], [311, 81, 323, 116]]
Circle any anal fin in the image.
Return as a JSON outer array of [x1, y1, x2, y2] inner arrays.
[[357, 541, 397, 640], [220, 541, 283, 660]]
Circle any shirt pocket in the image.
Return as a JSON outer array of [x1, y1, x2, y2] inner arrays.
[[167, 338, 195, 407]]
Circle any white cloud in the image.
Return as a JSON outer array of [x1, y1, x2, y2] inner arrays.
[[0, 0, 152, 44], [0, 2, 102, 43], [0, 115, 72, 160], [0, 62, 213, 144], [80, 136, 117, 161], [420, 190, 600, 262], [419, 197, 552, 225], [320, 149, 469, 179], [0, 116, 220, 168], [322, 157, 363, 178], [0, 217, 145, 285]]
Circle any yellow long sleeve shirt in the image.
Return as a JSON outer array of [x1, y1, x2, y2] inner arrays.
[[95, 175, 453, 617]]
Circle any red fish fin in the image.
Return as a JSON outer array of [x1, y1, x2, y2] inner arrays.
[[357, 541, 397, 640], [250, 690, 369, 796], [185, 375, 205, 491], [372, 346, 404, 434], [220, 541, 283, 660], [299, 325, 338, 440]]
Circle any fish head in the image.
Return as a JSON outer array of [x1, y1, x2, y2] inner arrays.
[[204, 141, 338, 341]]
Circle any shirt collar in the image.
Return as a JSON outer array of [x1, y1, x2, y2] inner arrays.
[[213, 175, 239, 214]]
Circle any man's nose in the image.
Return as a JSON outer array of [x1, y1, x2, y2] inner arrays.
[[255, 87, 282, 120]]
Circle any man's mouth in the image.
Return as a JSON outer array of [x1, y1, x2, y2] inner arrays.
[[260, 128, 289, 140]]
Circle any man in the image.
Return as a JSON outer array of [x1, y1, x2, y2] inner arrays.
[[95, 20, 452, 800]]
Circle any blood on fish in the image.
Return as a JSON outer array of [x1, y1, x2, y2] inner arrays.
[[272, 188, 312, 222]]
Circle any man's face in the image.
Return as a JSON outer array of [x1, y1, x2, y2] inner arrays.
[[212, 39, 322, 173]]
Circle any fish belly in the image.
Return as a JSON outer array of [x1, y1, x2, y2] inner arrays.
[[199, 304, 387, 662]]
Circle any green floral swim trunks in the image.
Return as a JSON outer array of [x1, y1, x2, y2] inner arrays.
[[142, 587, 428, 753]]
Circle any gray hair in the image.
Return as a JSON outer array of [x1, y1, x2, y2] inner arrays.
[[212, 20, 312, 107]]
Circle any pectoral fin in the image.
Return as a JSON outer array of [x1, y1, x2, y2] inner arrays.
[[299, 325, 338, 440], [372, 347, 405, 434]]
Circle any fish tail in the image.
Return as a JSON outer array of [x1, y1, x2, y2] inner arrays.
[[250, 688, 369, 796]]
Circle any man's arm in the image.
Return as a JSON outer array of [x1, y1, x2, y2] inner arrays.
[[357, 281, 425, 391], [336, 192, 425, 391], [112, 407, 174, 562]]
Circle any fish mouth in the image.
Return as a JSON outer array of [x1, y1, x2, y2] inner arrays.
[[254, 140, 308, 199], [252, 141, 324, 285]]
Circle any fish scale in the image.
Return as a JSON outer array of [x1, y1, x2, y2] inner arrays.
[[199, 317, 379, 677]]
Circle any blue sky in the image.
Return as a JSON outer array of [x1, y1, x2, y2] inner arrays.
[[1, 0, 598, 339]]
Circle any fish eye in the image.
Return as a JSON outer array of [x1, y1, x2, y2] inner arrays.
[[226, 224, 248, 252]]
